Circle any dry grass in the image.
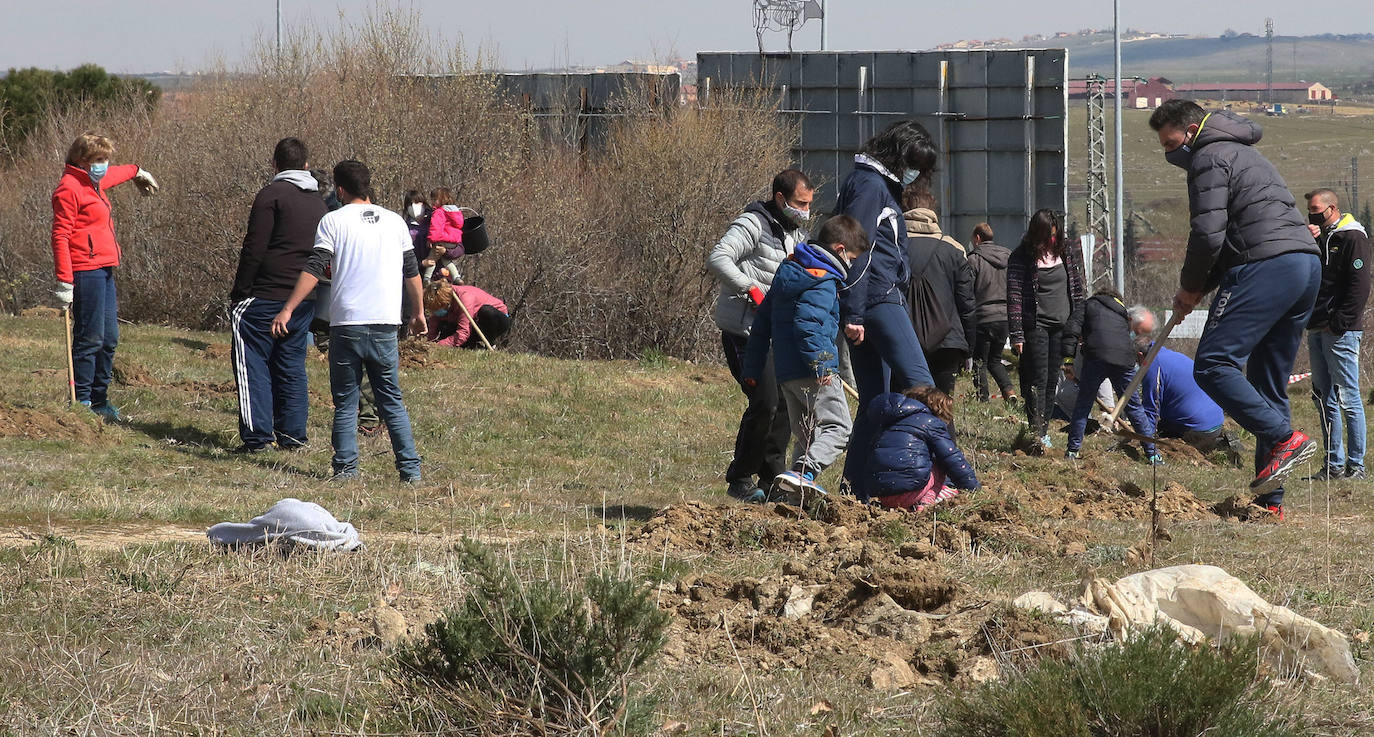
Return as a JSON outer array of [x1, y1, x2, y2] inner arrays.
[[1, 312, 1373, 735]]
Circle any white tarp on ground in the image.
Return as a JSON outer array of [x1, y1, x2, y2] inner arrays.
[[1014, 564, 1358, 684], [207, 498, 362, 551]]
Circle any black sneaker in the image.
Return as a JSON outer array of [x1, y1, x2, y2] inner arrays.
[[1302, 466, 1344, 481], [232, 444, 271, 455], [1346, 468, 1366, 480], [726, 479, 766, 503]]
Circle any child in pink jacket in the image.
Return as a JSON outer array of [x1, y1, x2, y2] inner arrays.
[[425, 187, 465, 282], [423, 280, 511, 348]]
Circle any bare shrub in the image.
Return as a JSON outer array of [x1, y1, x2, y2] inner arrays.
[[0, 6, 794, 359]]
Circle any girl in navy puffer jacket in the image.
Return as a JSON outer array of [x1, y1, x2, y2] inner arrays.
[[862, 386, 980, 511]]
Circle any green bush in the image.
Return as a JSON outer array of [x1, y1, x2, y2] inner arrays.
[[397, 540, 669, 736], [938, 625, 1305, 737]]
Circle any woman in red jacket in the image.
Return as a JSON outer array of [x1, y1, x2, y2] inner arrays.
[[50, 132, 158, 421]]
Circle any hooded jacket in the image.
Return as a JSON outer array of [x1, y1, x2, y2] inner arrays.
[[742, 241, 847, 384], [837, 155, 909, 324], [1308, 213, 1371, 333], [1061, 292, 1137, 367], [1006, 242, 1086, 345], [902, 208, 966, 255], [428, 204, 466, 248], [1140, 345, 1225, 433], [230, 170, 328, 303], [707, 201, 806, 337], [860, 392, 980, 498], [907, 235, 976, 353], [50, 162, 140, 283], [967, 241, 1012, 324], [1175, 111, 1319, 294], [427, 284, 508, 347]]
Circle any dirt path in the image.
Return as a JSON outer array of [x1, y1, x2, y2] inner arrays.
[[0, 523, 532, 551]]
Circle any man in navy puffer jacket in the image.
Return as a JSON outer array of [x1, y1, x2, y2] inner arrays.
[[743, 216, 870, 500]]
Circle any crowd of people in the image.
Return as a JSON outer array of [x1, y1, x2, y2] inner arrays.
[[708, 99, 1371, 521], [49, 135, 510, 481], [47, 98, 1370, 516]]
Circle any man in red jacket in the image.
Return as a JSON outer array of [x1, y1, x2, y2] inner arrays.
[[50, 132, 158, 421]]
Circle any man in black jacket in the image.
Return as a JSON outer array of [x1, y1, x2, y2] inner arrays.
[[967, 223, 1016, 402], [228, 138, 328, 452], [1059, 288, 1158, 462], [1151, 99, 1321, 518], [1302, 188, 1372, 480], [903, 183, 975, 396]]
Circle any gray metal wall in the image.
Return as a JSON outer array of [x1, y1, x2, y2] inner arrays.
[[697, 51, 1067, 247], [491, 72, 681, 150]]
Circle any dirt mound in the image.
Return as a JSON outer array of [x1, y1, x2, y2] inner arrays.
[[112, 357, 158, 386], [0, 403, 103, 442], [308, 584, 441, 651], [201, 343, 232, 361], [1210, 495, 1281, 523], [1016, 480, 1212, 521], [399, 338, 447, 368]]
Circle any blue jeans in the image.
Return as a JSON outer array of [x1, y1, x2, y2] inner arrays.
[[328, 324, 421, 480], [843, 299, 934, 490], [1308, 329, 1366, 473], [1066, 357, 1156, 456], [71, 267, 119, 406], [230, 298, 314, 448], [1195, 252, 1320, 504]]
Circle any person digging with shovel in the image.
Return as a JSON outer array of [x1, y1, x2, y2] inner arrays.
[[50, 132, 159, 422], [1151, 99, 1321, 520]]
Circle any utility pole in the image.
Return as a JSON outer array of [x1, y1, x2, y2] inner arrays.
[[1086, 74, 1114, 287], [1112, 0, 1124, 293], [1265, 18, 1274, 104], [276, 0, 283, 65]]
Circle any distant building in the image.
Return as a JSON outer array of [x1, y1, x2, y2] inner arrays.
[[1066, 77, 1175, 109], [1173, 81, 1333, 103]]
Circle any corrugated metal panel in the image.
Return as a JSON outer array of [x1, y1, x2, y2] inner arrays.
[[697, 50, 1068, 246], [492, 72, 681, 149]]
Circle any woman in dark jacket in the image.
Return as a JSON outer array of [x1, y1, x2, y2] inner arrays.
[[1006, 209, 1085, 451], [837, 120, 939, 488]]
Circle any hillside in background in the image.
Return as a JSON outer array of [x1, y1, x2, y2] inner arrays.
[[970, 32, 1374, 88]]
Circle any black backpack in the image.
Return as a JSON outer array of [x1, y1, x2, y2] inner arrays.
[[907, 239, 952, 352]]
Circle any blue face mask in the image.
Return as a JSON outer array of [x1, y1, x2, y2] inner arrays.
[[901, 168, 921, 187], [433, 308, 449, 318], [88, 161, 109, 186]]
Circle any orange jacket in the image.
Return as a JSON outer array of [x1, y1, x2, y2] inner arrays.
[[50, 163, 139, 283]]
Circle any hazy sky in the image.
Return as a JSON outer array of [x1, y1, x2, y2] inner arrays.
[[4, 0, 1370, 73]]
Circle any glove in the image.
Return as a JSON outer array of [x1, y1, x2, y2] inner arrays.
[[133, 168, 159, 195], [747, 285, 765, 307], [55, 282, 73, 307]]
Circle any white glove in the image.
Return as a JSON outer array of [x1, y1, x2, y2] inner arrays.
[[55, 282, 73, 307], [133, 168, 159, 195]]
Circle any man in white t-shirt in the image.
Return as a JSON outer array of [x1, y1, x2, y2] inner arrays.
[[272, 160, 427, 482]]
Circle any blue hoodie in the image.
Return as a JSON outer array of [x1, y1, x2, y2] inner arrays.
[[861, 392, 980, 498], [742, 242, 847, 384], [1141, 345, 1225, 433]]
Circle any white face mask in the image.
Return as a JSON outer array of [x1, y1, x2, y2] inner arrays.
[[408, 203, 424, 219]]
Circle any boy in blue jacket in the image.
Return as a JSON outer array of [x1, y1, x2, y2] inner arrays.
[[744, 215, 871, 501]]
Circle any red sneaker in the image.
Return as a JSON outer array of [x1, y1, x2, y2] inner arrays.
[[1265, 504, 1285, 522], [1250, 431, 1316, 496]]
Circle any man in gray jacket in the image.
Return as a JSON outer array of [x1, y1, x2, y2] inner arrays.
[[708, 169, 813, 502], [1151, 99, 1321, 519]]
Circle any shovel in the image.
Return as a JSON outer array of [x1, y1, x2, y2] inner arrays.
[[451, 295, 495, 351], [62, 307, 76, 405], [1104, 309, 1185, 431]]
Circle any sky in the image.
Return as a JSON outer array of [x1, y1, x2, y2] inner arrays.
[[3, 0, 1371, 74]]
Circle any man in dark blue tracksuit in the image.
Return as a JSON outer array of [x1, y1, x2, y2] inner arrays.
[[228, 138, 328, 452], [1151, 100, 1321, 519], [836, 120, 939, 491]]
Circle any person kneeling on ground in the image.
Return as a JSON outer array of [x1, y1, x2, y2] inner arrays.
[[423, 280, 510, 348], [1135, 334, 1246, 466], [742, 215, 871, 502], [1061, 287, 1160, 464], [861, 386, 980, 512]]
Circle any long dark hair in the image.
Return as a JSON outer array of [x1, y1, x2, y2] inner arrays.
[[860, 120, 937, 184], [1020, 209, 1063, 261]]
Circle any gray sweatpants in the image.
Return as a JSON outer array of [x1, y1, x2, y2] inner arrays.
[[780, 376, 853, 475]]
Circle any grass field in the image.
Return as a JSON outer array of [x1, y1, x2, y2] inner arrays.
[[2, 312, 1373, 735]]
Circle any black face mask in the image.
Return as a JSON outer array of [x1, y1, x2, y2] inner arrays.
[[1309, 209, 1331, 227], [1164, 142, 1193, 169]]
